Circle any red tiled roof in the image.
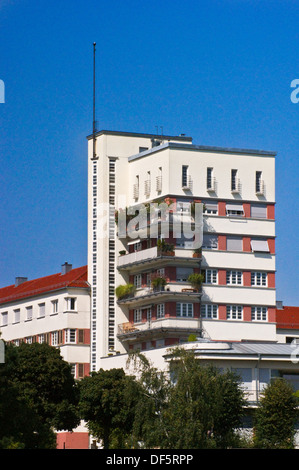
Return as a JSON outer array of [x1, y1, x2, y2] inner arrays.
[[276, 306, 299, 330], [0, 266, 89, 305]]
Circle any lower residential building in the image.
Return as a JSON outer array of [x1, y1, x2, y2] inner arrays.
[[0, 262, 91, 449]]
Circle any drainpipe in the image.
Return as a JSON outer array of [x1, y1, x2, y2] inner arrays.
[[255, 353, 261, 403]]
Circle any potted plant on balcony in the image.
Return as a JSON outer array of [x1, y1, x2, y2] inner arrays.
[[193, 247, 202, 258], [157, 239, 175, 256], [115, 283, 136, 300], [187, 273, 204, 292], [151, 274, 167, 292], [119, 250, 127, 256]]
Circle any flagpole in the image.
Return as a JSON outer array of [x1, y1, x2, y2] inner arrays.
[[92, 42, 98, 160]]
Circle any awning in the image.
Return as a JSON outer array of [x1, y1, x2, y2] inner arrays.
[[251, 240, 270, 252], [127, 239, 141, 246], [226, 204, 244, 211]]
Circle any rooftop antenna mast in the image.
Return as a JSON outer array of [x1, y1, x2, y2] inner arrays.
[[91, 42, 98, 160]]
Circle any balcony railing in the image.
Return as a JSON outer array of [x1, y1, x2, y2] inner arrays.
[[116, 284, 201, 305], [118, 246, 201, 268], [117, 317, 202, 337]]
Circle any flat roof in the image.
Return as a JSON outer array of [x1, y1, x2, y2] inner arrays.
[[86, 129, 193, 142], [128, 141, 277, 162], [163, 340, 295, 360]]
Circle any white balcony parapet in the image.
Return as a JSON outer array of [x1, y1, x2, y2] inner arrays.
[[118, 246, 200, 268], [118, 246, 158, 267], [118, 317, 201, 336]]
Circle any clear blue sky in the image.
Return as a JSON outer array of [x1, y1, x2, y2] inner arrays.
[[0, 0, 298, 306]]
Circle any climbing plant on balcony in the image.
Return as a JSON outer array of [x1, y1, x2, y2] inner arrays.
[[115, 284, 136, 300]]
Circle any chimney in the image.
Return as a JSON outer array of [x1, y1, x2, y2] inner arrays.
[[61, 262, 72, 275], [276, 300, 284, 310], [15, 277, 28, 287]]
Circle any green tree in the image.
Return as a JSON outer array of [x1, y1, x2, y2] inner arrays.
[[163, 349, 246, 448], [0, 342, 80, 449], [253, 378, 298, 449], [129, 349, 246, 449], [79, 368, 141, 449], [128, 352, 171, 448]]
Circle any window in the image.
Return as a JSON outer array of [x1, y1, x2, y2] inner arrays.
[[207, 167, 214, 190], [226, 204, 244, 217], [176, 267, 193, 282], [256, 171, 262, 193], [65, 329, 76, 343], [176, 303, 194, 317], [203, 201, 218, 215], [38, 334, 44, 344], [182, 165, 188, 187], [14, 309, 20, 324], [176, 200, 191, 213], [1, 312, 8, 326], [66, 297, 76, 311], [146, 273, 151, 287], [52, 331, 58, 346], [38, 303, 45, 318], [51, 300, 58, 314], [251, 306, 267, 321], [226, 236, 243, 252], [231, 169, 239, 192], [26, 337, 33, 344], [226, 271, 243, 285], [146, 308, 152, 321], [175, 234, 194, 248], [201, 304, 218, 319], [202, 234, 218, 249], [145, 171, 151, 196], [78, 363, 85, 379], [26, 306, 33, 321], [134, 242, 142, 252], [251, 272, 267, 287], [157, 268, 165, 277], [226, 305, 243, 320], [78, 329, 84, 344], [134, 274, 142, 289], [251, 204, 267, 219], [157, 304, 165, 318], [134, 309, 142, 323], [204, 269, 218, 284], [156, 167, 162, 192], [133, 175, 139, 199]]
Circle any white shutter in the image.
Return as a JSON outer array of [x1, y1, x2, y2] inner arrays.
[[251, 204, 267, 219], [226, 236, 243, 251]]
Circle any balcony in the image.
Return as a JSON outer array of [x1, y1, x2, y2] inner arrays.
[[117, 317, 202, 343], [117, 246, 202, 271], [116, 283, 201, 307]]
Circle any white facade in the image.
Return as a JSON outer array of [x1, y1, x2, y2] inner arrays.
[[87, 130, 277, 372], [0, 264, 91, 379]]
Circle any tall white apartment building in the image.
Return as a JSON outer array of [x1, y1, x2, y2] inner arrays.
[[87, 130, 277, 371]]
